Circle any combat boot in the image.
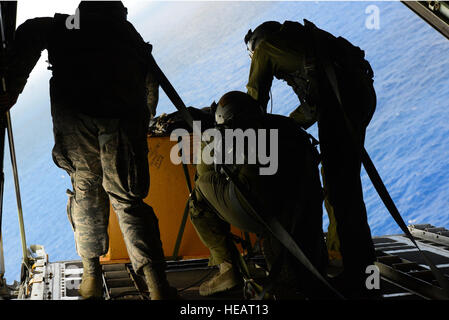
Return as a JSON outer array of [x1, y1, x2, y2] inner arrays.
[[143, 264, 179, 300], [79, 257, 103, 299], [199, 261, 242, 296]]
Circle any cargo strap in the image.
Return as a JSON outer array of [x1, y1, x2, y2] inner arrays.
[[147, 53, 344, 299], [304, 19, 449, 298]]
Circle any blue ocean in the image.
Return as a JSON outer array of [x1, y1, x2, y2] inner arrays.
[[2, 1, 449, 283]]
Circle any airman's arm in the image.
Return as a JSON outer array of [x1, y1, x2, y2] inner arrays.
[[146, 71, 159, 118], [246, 45, 274, 111], [7, 17, 53, 97], [246, 39, 307, 113]]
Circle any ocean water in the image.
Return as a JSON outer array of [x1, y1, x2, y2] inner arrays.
[[2, 1, 449, 282]]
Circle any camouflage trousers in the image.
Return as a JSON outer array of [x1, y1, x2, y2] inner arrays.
[[189, 173, 264, 267], [190, 169, 327, 271], [51, 105, 166, 275], [189, 170, 329, 297]]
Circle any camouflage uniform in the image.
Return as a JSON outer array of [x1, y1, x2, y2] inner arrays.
[[52, 104, 166, 272], [190, 114, 328, 295], [246, 20, 377, 284], [8, 6, 165, 275]]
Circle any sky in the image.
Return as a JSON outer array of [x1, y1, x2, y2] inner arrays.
[[2, 0, 449, 283]]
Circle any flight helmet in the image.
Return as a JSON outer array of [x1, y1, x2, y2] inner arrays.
[[244, 21, 282, 58], [215, 91, 264, 128]]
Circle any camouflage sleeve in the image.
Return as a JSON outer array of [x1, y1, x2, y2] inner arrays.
[[246, 39, 307, 112], [7, 17, 53, 95], [246, 44, 274, 111], [146, 70, 159, 118]]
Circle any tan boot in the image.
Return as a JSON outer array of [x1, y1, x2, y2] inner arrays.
[[199, 262, 241, 296], [143, 264, 179, 300], [79, 257, 103, 299]]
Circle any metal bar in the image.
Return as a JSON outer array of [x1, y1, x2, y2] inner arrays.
[[105, 278, 134, 288], [0, 116, 5, 235], [376, 248, 449, 300], [103, 270, 130, 279], [102, 264, 127, 272], [170, 165, 192, 260], [172, 135, 193, 260], [402, 1, 449, 40], [5, 111, 27, 266], [125, 264, 148, 300], [0, 117, 5, 278], [376, 261, 447, 300], [409, 225, 449, 247], [0, 235, 5, 276], [181, 162, 193, 194], [109, 286, 139, 297], [171, 198, 190, 260]]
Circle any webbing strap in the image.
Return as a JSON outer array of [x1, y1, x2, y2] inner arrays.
[[147, 52, 344, 299], [305, 19, 449, 298]]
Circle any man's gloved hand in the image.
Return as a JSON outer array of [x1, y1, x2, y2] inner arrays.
[[0, 93, 18, 114], [289, 103, 317, 130]]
